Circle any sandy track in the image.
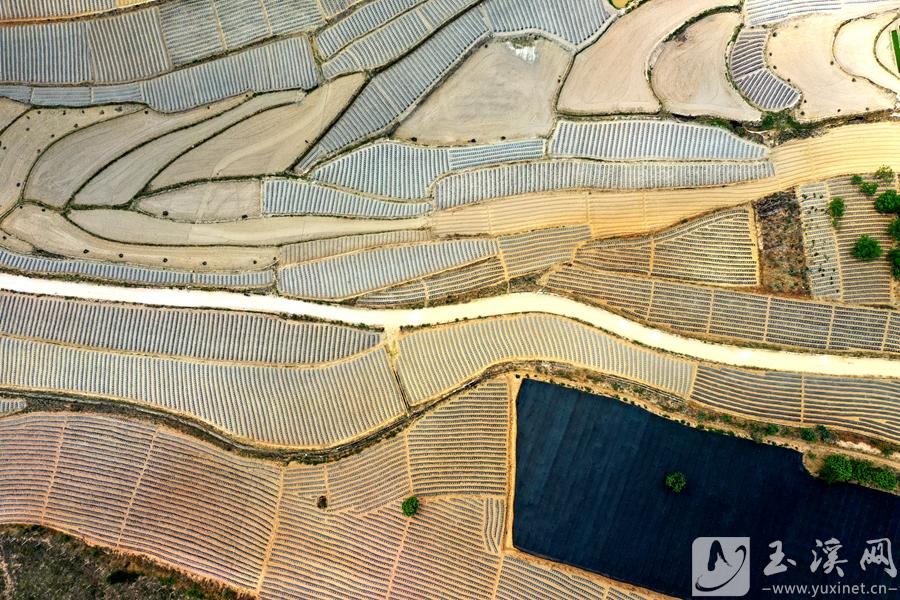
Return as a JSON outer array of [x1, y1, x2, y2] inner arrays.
[[68, 209, 429, 247], [135, 180, 262, 223], [433, 121, 900, 237], [558, 0, 737, 114], [395, 39, 571, 145], [651, 12, 760, 121], [0, 273, 895, 379], [770, 12, 896, 121]]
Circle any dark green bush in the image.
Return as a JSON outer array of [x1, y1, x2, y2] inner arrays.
[[860, 182, 879, 196], [888, 248, 900, 279], [815, 425, 832, 442], [852, 235, 883, 261], [888, 217, 900, 242], [401, 496, 420, 517], [665, 471, 687, 493], [828, 197, 845, 218], [875, 189, 900, 213], [819, 454, 899, 490], [800, 428, 817, 442], [820, 455, 853, 484]]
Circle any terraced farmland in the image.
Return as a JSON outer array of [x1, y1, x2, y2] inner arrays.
[[0, 0, 899, 598]]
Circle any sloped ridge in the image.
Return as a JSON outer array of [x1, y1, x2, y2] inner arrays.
[[550, 120, 767, 161], [729, 28, 801, 111]]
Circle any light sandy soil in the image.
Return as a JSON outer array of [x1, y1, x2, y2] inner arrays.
[[395, 39, 571, 145], [835, 11, 900, 95], [67, 208, 429, 246], [0, 99, 27, 132], [0, 229, 32, 254], [770, 12, 896, 122], [26, 97, 244, 208], [149, 75, 365, 189], [135, 180, 262, 222], [0, 105, 138, 215], [433, 121, 900, 237], [0, 272, 896, 379], [651, 12, 761, 121], [72, 91, 300, 207], [875, 15, 900, 80], [3, 205, 276, 271], [558, 0, 737, 114]]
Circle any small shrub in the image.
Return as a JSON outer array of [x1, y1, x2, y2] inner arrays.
[[800, 428, 817, 442], [401, 496, 420, 517], [828, 197, 845, 228], [860, 181, 879, 196], [871, 469, 899, 491], [765, 424, 780, 436], [875, 189, 900, 213], [828, 197, 845, 218], [665, 471, 687, 493], [820, 454, 899, 490], [820, 454, 853, 484], [851, 174, 864, 185], [815, 424, 832, 442], [875, 165, 895, 183], [888, 217, 900, 242], [852, 235, 883, 261], [888, 248, 900, 279]]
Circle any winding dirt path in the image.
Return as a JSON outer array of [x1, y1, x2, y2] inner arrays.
[[0, 273, 896, 378]]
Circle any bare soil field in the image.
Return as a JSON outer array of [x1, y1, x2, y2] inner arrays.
[[396, 39, 571, 145], [769, 12, 896, 121], [835, 11, 900, 95], [3, 205, 276, 271], [135, 181, 263, 223], [651, 11, 760, 121], [150, 75, 365, 188], [558, 0, 737, 114]]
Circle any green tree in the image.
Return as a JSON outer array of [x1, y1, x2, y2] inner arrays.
[[665, 471, 687, 493], [800, 428, 817, 442], [875, 165, 895, 183], [875, 189, 900, 213], [819, 454, 853, 484], [852, 235, 883, 261], [851, 174, 864, 186], [401, 496, 420, 517], [815, 425, 832, 442], [871, 469, 899, 491], [889, 217, 900, 242], [888, 248, 900, 279], [860, 181, 879, 196], [828, 197, 845, 228]]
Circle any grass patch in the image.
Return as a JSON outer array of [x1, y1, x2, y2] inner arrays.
[[891, 29, 900, 74]]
